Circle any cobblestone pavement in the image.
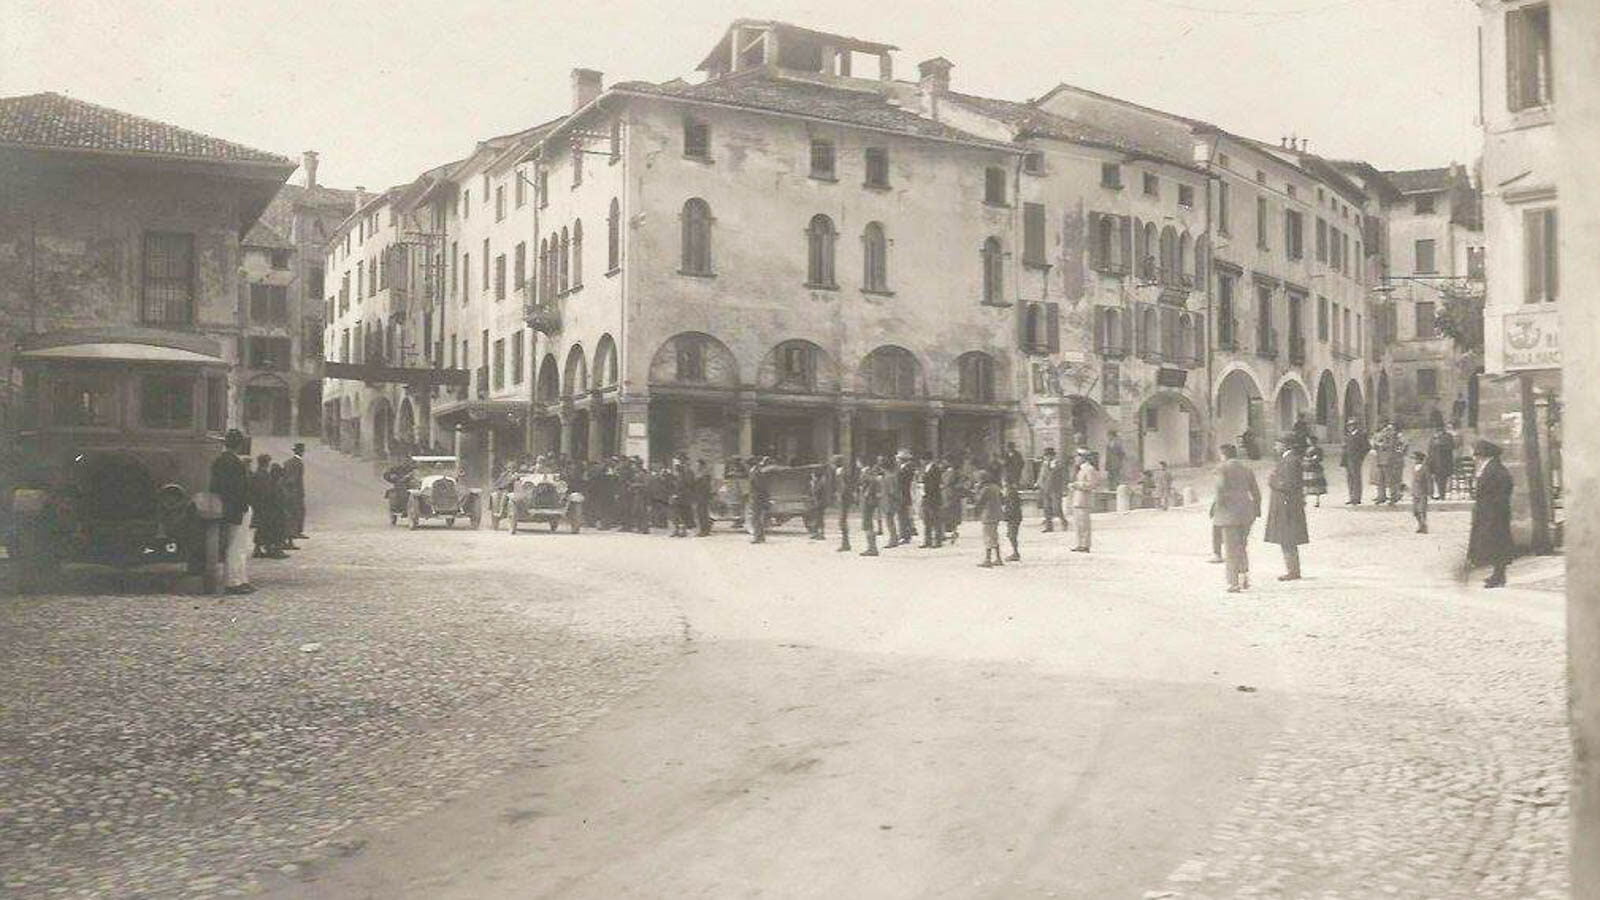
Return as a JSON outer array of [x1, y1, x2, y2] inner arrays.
[[0, 448, 1569, 898], [0, 487, 686, 898]]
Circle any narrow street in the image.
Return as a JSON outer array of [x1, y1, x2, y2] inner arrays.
[[0, 442, 1568, 898]]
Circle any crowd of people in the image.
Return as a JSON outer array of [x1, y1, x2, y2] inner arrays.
[[208, 431, 308, 595], [1208, 415, 1515, 592]]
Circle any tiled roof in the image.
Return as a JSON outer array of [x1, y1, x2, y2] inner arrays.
[[943, 92, 1196, 169], [611, 72, 1016, 150], [242, 221, 293, 250], [1384, 167, 1452, 194], [0, 92, 290, 165]]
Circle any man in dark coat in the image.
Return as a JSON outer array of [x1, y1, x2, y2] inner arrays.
[[749, 457, 771, 544], [832, 455, 854, 552], [1104, 432, 1126, 490], [857, 459, 882, 556], [1427, 425, 1457, 500], [895, 450, 918, 546], [250, 454, 287, 559], [918, 455, 944, 548], [1264, 434, 1308, 581], [283, 443, 307, 540], [1468, 439, 1515, 588], [1340, 418, 1370, 504], [1001, 442, 1024, 487], [209, 430, 253, 594], [692, 459, 713, 536], [1210, 443, 1262, 592]]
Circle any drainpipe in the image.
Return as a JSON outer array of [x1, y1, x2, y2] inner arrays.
[[1200, 139, 1219, 462]]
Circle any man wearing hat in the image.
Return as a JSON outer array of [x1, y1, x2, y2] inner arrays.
[[1038, 447, 1065, 532], [894, 449, 918, 546], [749, 456, 772, 544], [283, 442, 308, 541], [1468, 439, 1515, 587], [1264, 433, 1309, 580], [1340, 417, 1370, 504], [1068, 448, 1098, 552], [208, 430, 254, 595], [918, 453, 944, 548]]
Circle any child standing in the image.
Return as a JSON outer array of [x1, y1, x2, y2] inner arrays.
[[1155, 462, 1174, 511], [976, 472, 1004, 568], [1410, 450, 1430, 533], [1001, 478, 1023, 561], [1303, 439, 1328, 508]]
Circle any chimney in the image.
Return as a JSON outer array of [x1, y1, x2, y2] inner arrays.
[[918, 57, 953, 95], [355, 186, 369, 210], [302, 150, 319, 188], [572, 68, 603, 112]]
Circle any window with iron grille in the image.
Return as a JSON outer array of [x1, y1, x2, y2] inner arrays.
[[810, 140, 835, 180], [683, 119, 710, 159], [141, 232, 195, 325]]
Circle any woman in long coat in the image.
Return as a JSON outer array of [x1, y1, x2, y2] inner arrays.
[[1468, 439, 1515, 588], [1264, 435, 1308, 581]]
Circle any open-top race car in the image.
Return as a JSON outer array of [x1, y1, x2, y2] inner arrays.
[[489, 471, 583, 534], [391, 456, 481, 530]]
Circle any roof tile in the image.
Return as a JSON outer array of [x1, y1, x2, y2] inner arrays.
[[0, 92, 290, 165]]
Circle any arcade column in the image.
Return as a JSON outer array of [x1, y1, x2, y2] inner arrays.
[[836, 405, 854, 461], [558, 407, 574, 458], [924, 403, 944, 459], [737, 397, 756, 457], [587, 393, 605, 461]]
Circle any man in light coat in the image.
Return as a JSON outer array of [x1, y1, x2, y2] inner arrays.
[[1210, 443, 1262, 592], [209, 429, 253, 595], [1069, 448, 1098, 552], [1264, 434, 1309, 580]]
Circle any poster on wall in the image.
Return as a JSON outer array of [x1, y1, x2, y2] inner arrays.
[[1499, 307, 1560, 371]]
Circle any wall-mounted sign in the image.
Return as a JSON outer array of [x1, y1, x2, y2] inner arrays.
[[1156, 367, 1188, 388], [1500, 306, 1560, 372]]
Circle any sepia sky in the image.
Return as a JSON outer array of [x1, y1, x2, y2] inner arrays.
[[3, 0, 1480, 189]]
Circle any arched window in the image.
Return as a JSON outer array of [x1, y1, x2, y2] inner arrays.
[[958, 352, 996, 402], [559, 226, 570, 293], [1141, 223, 1158, 279], [981, 237, 1003, 304], [571, 220, 583, 288], [681, 198, 712, 274], [864, 346, 921, 398], [1140, 305, 1158, 356], [537, 238, 548, 301], [1159, 227, 1177, 284], [1095, 216, 1117, 271], [1178, 232, 1192, 284], [862, 222, 888, 292], [607, 198, 621, 271], [1024, 303, 1045, 349], [806, 214, 837, 287], [1096, 307, 1126, 355]]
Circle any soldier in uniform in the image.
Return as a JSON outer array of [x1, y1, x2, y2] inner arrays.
[[895, 450, 918, 546], [857, 458, 882, 557], [918, 454, 944, 548], [724, 456, 750, 532], [832, 455, 854, 552]]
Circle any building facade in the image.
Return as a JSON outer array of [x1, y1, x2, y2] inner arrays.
[[1477, 0, 1559, 548], [0, 92, 293, 440]]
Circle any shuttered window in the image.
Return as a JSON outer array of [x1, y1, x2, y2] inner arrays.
[[1524, 207, 1558, 302], [1022, 202, 1046, 267]]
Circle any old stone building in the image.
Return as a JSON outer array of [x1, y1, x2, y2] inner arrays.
[[0, 91, 294, 441]]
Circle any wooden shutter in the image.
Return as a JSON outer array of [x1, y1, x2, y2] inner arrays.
[[1506, 7, 1526, 111], [1524, 208, 1546, 302], [1045, 302, 1061, 353], [1119, 217, 1133, 273], [1087, 213, 1104, 271], [1023, 203, 1046, 266]]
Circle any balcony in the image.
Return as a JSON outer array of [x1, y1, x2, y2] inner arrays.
[[524, 300, 562, 336]]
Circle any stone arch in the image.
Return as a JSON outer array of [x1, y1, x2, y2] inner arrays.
[[1159, 226, 1178, 281], [1137, 389, 1204, 468], [563, 343, 588, 399], [1177, 231, 1192, 283], [858, 345, 925, 399], [1273, 373, 1312, 434], [1215, 364, 1266, 455], [1315, 369, 1339, 427], [1344, 379, 1364, 427], [368, 395, 394, 458], [756, 338, 840, 394], [537, 353, 561, 404], [648, 331, 740, 387], [592, 334, 619, 391], [397, 396, 417, 445]]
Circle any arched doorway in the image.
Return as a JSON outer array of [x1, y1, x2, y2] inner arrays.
[[1215, 367, 1265, 455], [1137, 391, 1204, 469], [1275, 377, 1311, 435], [1315, 370, 1339, 430], [1343, 380, 1364, 430], [369, 396, 394, 459]]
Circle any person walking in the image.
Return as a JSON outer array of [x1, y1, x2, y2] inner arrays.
[[1068, 448, 1097, 553], [724, 456, 750, 533], [1427, 424, 1457, 500], [1155, 461, 1174, 511], [1038, 447, 1065, 532], [1410, 450, 1430, 534], [283, 442, 308, 540], [857, 458, 882, 557], [1468, 440, 1515, 588], [209, 430, 253, 595], [250, 454, 287, 559], [692, 458, 713, 536], [1104, 432, 1126, 491], [1341, 418, 1370, 504], [1264, 435, 1308, 581], [1302, 438, 1327, 508], [1001, 477, 1023, 561], [975, 472, 1004, 568], [918, 455, 944, 548], [1210, 444, 1262, 592]]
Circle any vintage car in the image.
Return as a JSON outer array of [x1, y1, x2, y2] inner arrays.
[[398, 456, 482, 529], [5, 330, 230, 593], [488, 471, 583, 533], [709, 463, 822, 529]]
